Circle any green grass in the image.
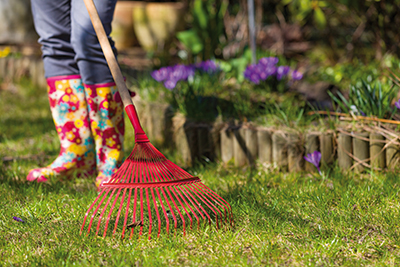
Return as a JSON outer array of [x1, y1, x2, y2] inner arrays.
[[2, 80, 400, 266]]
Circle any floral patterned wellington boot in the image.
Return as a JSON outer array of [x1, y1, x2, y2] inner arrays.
[[84, 82, 125, 189], [27, 75, 96, 182]]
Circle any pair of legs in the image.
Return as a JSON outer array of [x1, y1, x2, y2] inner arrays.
[[28, 0, 124, 187]]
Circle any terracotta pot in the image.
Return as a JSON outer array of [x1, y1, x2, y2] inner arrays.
[[132, 1, 186, 51], [111, 1, 140, 50]]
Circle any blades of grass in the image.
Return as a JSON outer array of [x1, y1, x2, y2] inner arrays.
[[327, 91, 349, 113]]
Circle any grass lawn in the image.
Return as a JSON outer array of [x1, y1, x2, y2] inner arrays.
[[1, 80, 400, 266]]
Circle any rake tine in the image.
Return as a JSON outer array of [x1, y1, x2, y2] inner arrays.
[[191, 184, 223, 229], [198, 183, 233, 225], [182, 185, 212, 223], [171, 186, 193, 231], [96, 188, 117, 236], [151, 188, 162, 238], [129, 188, 138, 239], [103, 187, 122, 237], [179, 185, 204, 228], [81, 187, 106, 234], [199, 183, 233, 226], [86, 189, 112, 234], [160, 188, 178, 230], [113, 188, 127, 236], [188, 184, 221, 228], [156, 188, 170, 235], [145, 188, 153, 239], [121, 188, 132, 238], [165, 187, 186, 234]]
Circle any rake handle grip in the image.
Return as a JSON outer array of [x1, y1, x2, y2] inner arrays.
[[83, 0, 148, 142]]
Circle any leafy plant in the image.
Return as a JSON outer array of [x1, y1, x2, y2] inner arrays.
[[176, 0, 228, 61], [281, 0, 328, 29], [328, 80, 398, 119]]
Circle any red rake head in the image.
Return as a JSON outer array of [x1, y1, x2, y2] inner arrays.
[[80, 141, 233, 239]]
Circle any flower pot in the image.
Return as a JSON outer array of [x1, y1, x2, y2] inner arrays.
[[132, 1, 185, 51], [111, 1, 140, 50]]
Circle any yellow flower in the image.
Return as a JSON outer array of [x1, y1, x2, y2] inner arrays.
[[66, 88, 72, 94], [66, 112, 75, 120], [68, 144, 86, 155], [105, 119, 113, 127], [87, 88, 92, 96], [109, 149, 121, 160], [66, 131, 75, 140], [0, 46, 11, 58], [106, 137, 116, 147], [103, 101, 109, 109], [91, 121, 98, 129], [64, 162, 74, 169], [55, 81, 67, 91], [75, 119, 84, 128], [62, 95, 70, 102], [70, 95, 78, 103], [96, 87, 110, 97]]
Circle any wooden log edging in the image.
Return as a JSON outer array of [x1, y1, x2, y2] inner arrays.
[[0, 56, 46, 89], [135, 100, 400, 172]]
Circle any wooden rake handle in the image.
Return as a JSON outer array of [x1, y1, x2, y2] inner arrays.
[[83, 0, 148, 142]]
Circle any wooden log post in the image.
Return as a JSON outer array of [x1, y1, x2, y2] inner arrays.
[[257, 128, 273, 165], [320, 133, 335, 169], [5, 57, 14, 81], [352, 132, 369, 173], [272, 131, 288, 171], [233, 126, 247, 167], [37, 60, 46, 89], [386, 135, 400, 169], [0, 57, 6, 78], [220, 125, 234, 165], [173, 115, 197, 167], [338, 132, 353, 171], [369, 133, 385, 170], [245, 126, 258, 166], [30, 58, 38, 87], [305, 132, 319, 172], [288, 133, 303, 172], [148, 102, 173, 146]]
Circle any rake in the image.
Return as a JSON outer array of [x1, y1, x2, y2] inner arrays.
[[80, 0, 233, 239]]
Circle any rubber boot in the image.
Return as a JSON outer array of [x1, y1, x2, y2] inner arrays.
[[84, 82, 125, 189], [27, 75, 96, 182]]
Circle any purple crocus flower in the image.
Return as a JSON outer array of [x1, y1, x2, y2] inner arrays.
[[197, 60, 218, 73], [276, 66, 290, 80], [249, 72, 261, 84], [395, 99, 400, 109], [164, 79, 177, 90], [169, 64, 187, 81], [13, 216, 25, 223], [264, 64, 277, 76], [304, 151, 321, 173], [291, 70, 303, 81], [259, 57, 279, 66], [151, 67, 169, 82], [244, 64, 257, 81]]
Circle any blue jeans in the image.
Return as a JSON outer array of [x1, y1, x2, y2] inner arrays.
[[30, 0, 117, 84]]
